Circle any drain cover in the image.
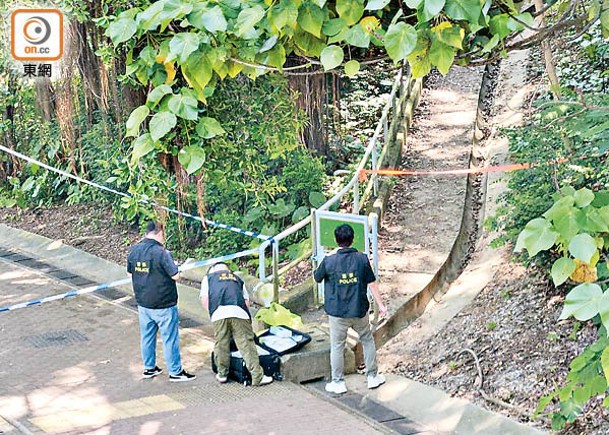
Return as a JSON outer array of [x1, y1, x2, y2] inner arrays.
[[23, 329, 89, 348]]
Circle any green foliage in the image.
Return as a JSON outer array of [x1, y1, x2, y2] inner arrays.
[[535, 335, 609, 429], [100, 0, 607, 177], [515, 187, 609, 325], [488, 100, 609, 252], [176, 74, 326, 259]]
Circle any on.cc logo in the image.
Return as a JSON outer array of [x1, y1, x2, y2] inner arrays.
[[22, 16, 52, 45], [11, 9, 63, 61]]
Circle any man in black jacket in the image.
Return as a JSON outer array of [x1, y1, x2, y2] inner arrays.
[[200, 262, 273, 386], [314, 224, 387, 394], [127, 221, 195, 382]]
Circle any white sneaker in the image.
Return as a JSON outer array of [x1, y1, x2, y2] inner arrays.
[[325, 381, 347, 394], [367, 373, 386, 389], [215, 373, 228, 383], [257, 375, 274, 386]]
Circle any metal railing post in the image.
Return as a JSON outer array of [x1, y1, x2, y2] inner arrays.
[[371, 139, 378, 197], [353, 176, 360, 214], [258, 243, 266, 281], [272, 241, 279, 303]]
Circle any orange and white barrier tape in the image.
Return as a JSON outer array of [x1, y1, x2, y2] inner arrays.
[[358, 157, 571, 181]]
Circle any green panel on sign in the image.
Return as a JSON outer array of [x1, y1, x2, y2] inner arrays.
[[319, 219, 365, 252]]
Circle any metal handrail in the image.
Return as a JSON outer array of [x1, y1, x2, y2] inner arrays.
[[257, 65, 409, 302]]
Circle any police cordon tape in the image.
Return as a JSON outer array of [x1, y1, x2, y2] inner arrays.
[[358, 157, 571, 180], [359, 157, 607, 181], [0, 144, 272, 242], [0, 246, 260, 313]]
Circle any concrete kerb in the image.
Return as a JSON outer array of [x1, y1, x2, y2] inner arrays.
[[345, 374, 546, 435]]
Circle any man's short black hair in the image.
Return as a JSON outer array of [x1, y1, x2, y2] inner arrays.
[[334, 224, 354, 248], [146, 221, 164, 235]]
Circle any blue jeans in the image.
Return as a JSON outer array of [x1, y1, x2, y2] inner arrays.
[[138, 305, 182, 376]]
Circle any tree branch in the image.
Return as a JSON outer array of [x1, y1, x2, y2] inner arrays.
[[458, 348, 532, 418]]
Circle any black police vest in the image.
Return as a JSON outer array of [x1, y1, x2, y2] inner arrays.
[[207, 270, 250, 318], [321, 248, 371, 318], [128, 239, 178, 309]]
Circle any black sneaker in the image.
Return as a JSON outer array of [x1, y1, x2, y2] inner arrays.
[[169, 370, 196, 382], [142, 366, 163, 379]]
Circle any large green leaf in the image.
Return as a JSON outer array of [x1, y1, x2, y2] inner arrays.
[[579, 207, 609, 233], [514, 218, 559, 257], [268, 198, 295, 217], [444, 0, 481, 22], [138, 1, 166, 31], [601, 346, 609, 382], [559, 283, 603, 321], [160, 0, 193, 21], [421, 0, 446, 22], [196, 117, 226, 139], [183, 53, 213, 101], [405, 0, 423, 7], [592, 191, 609, 207], [543, 195, 576, 222], [126, 105, 150, 137], [384, 22, 417, 61], [489, 14, 511, 39], [554, 208, 583, 241], [574, 188, 595, 208], [429, 39, 453, 75], [178, 145, 206, 175], [188, 5, 228, 33], [568, 233, 598, 264], [260, 35, 279, 53], [344, 25, 371, 48], [298, 2, 324, 37], [170, 33, 200, 64], [268, 0, 299, 32], [320, 45, 344, 71], [436, 23, 464, 49], [598, 291, 609, 334], [293, 28, 326, 56], [106, 18, 137, 45], [236, 5, 266, 37], [292, 206, 310, 223], [551, 257, 577, 286], [149, 111, 177, 141], [309, 191, 326, 208], [167, 94, 199, 120], [147, 84, 173, 107], [336, 0, 364, 26], [138, 46, 157, 67], [130, 133, 156, 165], [365, 0, 390, 10], [344, 59, 360, 77], [261, 44, 287, 68], [322, 18, 347, 36]]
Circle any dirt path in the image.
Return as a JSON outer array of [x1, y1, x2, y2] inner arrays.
[[378, 66, 483, 313], [376, 54, 607, 433]]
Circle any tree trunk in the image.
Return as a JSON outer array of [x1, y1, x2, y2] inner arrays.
[[34, 79, 55, 122], [287, 67, 329, 157], [55, 22, 79, 174], [535, 0, 561, 99], [1, 74, 21, 179]]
